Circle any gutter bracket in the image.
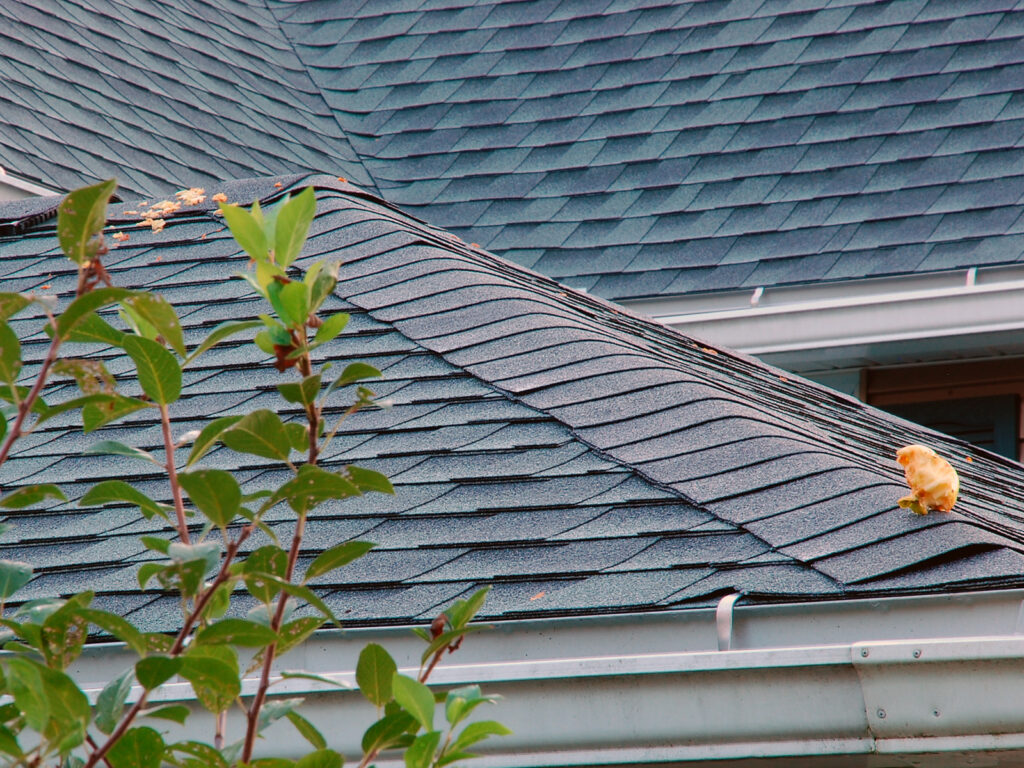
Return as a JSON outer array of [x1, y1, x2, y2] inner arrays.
[[715, 593, 740, 651]]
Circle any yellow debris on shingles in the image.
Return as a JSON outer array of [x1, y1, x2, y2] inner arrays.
[[896, 444, 959, 515]]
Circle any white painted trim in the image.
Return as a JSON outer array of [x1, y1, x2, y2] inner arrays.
[[623, 268, 1024, 367], [0, 166, 59, 197], [50, 589, 1024, 765]]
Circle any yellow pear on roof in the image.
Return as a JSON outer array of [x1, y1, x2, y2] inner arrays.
[[896, 444, 959, 515]]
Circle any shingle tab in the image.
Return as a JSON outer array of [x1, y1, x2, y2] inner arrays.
[[10, 0, 1024, 301], [6, 175, 1024, 631]]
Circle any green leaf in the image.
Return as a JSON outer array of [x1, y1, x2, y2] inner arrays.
[[330, 362, 381, 391], [64, 312, 126, 346], [275, 186, 316, 268], [256, 697, 303, 736], [348, 466, 394, 495], [178, 469, 240, 528], [40, 593, 91, 670], [444, 685, 500, 729], [312, 312, 349, 347], [447, 586, 490, 630], [0, 321, 21, 386], [197, 618, 277, 647], [221, 408, 291, 460], [139, 704, 190, 725], [286, 711, 328, 751], [7, 658, 89, 755], [5, 657, 48, 731], [186, 414, 243, 467], [0, 484, 65, 510], [262, 464, 361, 516], [34, 392, 143, 427], [0, 292, 31, 321], [180, 653, 240, 713], [82, 395, 151, 432], [242, 545, 289, 603], [244, 573, 337, 625], [135, 656, 182, 690], [356, 643, 397, 707], [450, 720, 512, 754], [277, 373, 322, 406], [137, 563, 164, 590], [122, 293, 186, 357], [123, 334, 181, 404], [220, 202, 269, 262], [107, 726, 164, 768], [141, 536, 170, 555], [53, 357, 116, 395], [168, 541, 220, 573], [278, 670, 349, 690], [279, 281, 310, 329], [57, 178, 116, 265], [79, 608, 147, 656], [309, 261, 339, 313], [0, 723, 22, 757], [183, 319, 261, 367], [285, 422, 308, 453], [361, 712, 416, 754], [273, 617, 324, 659], [79, 480, 169, 521], [55, 287, 134, 340], [167, 741, 228, 768], [405, 731, 441, 768], [95, 669, 133, 735], [83, 440, 159, 464], [392, 673, 435, 731], [306, 541, 374, 583], [296, 749, 342, 768]]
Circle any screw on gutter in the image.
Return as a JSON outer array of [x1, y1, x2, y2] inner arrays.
[[933, 710, 941, 718], [877, 709, 886, 719], [913, 649, 921, 658], [860, 648, 869, 657]]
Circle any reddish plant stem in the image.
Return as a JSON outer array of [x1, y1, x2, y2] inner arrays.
[[241, 511, 307, 763], [84, 530, 251, 768], [159, 402, 191, 544], [0, 333, 61, 471]]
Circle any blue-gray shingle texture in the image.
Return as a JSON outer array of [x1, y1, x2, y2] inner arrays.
[[6, 1, 1024, 300], [4, 174, 1024, 631]]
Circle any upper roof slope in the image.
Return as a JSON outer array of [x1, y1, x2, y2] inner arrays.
[[5, 1, 1024, 301], [0, 0, 375, 195], [3, 175, 1024, 631]]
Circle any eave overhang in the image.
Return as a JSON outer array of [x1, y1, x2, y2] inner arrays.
[[60, 588, 1024, 767], [623, 266, 1024, 375]]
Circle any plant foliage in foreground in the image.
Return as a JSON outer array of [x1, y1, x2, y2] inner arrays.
[[0, 180, 509, 768]]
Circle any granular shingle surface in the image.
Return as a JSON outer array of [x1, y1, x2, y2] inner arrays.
[[6, 2, 1024, 301], [4, 175, 1024, 631]]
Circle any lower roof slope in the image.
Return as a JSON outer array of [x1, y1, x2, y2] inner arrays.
[[3, 174, 1024, 630]]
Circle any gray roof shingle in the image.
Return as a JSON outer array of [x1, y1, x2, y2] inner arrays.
[[4, 174, 1024, 630], [7, 2, 1024, 300]]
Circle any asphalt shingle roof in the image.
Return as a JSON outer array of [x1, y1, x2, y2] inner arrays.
[[4, 174, 1024, 630], [6, 1, 1024, 301]]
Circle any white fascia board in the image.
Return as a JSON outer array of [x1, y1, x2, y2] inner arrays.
[[0, 167, 59, 198], [59, 589, 1024, 766], [622, 267, 1024, 363]]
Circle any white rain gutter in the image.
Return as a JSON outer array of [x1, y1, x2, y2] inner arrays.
[[622, 266, 1024, 370], [58, 588, 1024, 767], [0, 167, 59, 200]]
